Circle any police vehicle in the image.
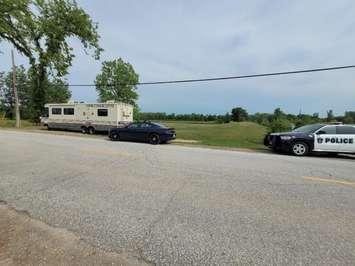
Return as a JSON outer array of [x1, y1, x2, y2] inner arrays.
[[264, 123, 355, 156]]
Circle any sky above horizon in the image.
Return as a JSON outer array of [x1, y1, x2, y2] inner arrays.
[[1, 0, 355, 116]]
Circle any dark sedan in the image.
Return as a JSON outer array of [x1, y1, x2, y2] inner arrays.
[[109, 121, 176, 144]]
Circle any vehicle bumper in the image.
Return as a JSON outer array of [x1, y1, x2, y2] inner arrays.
[[160, 133, 176, 142], [264, 135, 292, 152]]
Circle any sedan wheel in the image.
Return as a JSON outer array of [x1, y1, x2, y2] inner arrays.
[[149, 134, 160, 145], [110, 132, 119, 141], [291, 142, 309, 156]]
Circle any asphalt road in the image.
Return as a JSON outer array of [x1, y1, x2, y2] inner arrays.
[[1, 130, 355, 265]]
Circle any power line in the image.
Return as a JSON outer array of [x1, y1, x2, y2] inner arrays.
[[65, 65, 355, 87]]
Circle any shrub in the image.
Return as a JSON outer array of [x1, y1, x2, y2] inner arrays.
[[269, 118, 293, 133]]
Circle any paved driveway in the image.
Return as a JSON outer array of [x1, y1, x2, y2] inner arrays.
[[0, 130, 355, 265]]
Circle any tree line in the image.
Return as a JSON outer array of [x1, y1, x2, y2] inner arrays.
[[138, 107, 355, 132], [137, 112, 232, 123]]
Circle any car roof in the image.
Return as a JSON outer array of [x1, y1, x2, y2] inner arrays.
[[296, 123, 355, 129], [131, 121, 152, 124], [298, 123, 325, 128], [322, 123, 355, 127]]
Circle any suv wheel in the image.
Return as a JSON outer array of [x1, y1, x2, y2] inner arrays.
[[291, 142, 309, 156]]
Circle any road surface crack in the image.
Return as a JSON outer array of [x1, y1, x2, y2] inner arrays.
[[136, 175, 189, 261]]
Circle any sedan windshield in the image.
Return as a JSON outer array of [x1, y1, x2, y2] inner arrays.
[[151, 122, 167, 128], [292, 124, 324, 134]]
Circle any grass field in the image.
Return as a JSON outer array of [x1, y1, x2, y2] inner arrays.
[[0, 119, 35, 128], [163, 121, 268, 150], [0, 119, 268, 150]]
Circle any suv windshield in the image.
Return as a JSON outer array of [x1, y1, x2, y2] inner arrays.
[[292, 124, 324, 134]]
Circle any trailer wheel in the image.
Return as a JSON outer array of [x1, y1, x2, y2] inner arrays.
[[81, 126, 88, 134], [88, 127, 95, 135]]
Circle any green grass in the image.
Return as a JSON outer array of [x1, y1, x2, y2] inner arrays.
[[162, 121, 268, 150], [0, 119, 37, 128], [0, 119, 267, 150]]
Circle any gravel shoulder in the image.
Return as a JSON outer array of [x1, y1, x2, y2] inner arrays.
[[0, 202, 148, 266]]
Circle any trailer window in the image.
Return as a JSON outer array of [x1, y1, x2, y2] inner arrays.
[[97, 109, 108, 116], [64, 108, 74, 115], [52, 108, 62, 115]]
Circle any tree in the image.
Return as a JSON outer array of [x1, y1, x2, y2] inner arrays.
[[231, 107, 248, 122], [0, 71, 8, 118], [133, 105, 141, 121], [269, 118, 293, 133], [45, 79, 71, 104], [343, 111, 355, 124], [0, 0, 102, 120], [0, 65, 31, 119], [223, 112, 231, 123], [0, 0, 32, 56], [0, 66, 71, 119], [273, 108, 286, 119], [312, 113, 319, 119], [95, 58, 139, 105], [326, 109, 334, 122]]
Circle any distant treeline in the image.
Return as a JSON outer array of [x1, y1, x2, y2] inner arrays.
[[138, 112, 232, 123], [138, 107, 355, 132]]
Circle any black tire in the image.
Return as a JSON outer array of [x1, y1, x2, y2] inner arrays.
[[110, 132, 119, 141], [88, 126, 95, 135], [81, 126, 87, 134], [149, 133, 160, 145], [271, 146, 280, 153], [291, 141, 309, 156]]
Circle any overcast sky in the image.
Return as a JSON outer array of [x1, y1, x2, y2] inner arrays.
[[1, 0, 355, 115]]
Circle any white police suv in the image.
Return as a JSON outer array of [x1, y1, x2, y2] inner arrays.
[[264, 123, 355, 156]]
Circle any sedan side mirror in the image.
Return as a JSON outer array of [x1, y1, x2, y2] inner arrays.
[[316, 130, 326, 135]]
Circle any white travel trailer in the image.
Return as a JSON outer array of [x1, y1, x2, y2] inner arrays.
[[41, 101, 133, 134]]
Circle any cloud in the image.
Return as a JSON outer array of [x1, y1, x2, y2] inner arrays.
[[1, 0, 355, 115]]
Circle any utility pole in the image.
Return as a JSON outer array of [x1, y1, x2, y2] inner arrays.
[[11, 49, 20, 128]]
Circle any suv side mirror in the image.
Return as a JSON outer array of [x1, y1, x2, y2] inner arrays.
[[316, 130, 326, 135]]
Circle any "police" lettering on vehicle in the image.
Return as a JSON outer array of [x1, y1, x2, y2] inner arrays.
[[317, 137, 354, 144]]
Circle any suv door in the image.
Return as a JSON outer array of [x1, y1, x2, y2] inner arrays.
[[314, 125, 339, 152], [336, 126, 355, 153]]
